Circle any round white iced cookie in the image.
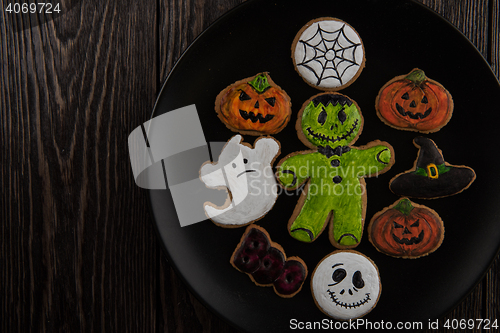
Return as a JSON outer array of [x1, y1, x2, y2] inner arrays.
[[311, 250, 381, 320], [292, 18, 365, 91]]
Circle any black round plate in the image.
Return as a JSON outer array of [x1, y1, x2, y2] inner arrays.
[[149, 0, 500, 331]]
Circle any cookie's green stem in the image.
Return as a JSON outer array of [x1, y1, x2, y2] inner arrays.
[[393, 198, 414, 216], [405, 69, 426, 86], [248, 73, 271, 93]]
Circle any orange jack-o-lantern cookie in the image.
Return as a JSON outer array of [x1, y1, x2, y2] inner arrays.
[[215, 72, 292, 136], [375, 68, 453, 133], [368, 198, 444, 259]]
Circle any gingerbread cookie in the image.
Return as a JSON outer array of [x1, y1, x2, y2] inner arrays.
[[277, 93, 395, 248], [230, 225, 308, 298], [368, 198, 444, 259], [215, 72, 292, 136], [311, 250, 381, 320], [292, 17, 365, 91], [200, 135, 280, 227], [375, 68, 453, 133], [389, 137, 475, 199]]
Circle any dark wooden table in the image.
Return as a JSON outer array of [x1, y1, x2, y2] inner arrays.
[[2, 0, 499, 331]]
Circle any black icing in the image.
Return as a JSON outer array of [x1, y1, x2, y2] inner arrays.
[[392, 230, 424, 245], [311, 94, 353, 108], [265, 97, 276, 107], [352, 271, 365, 289], [396, 103, 432, 120], [332, 268, 347, 283], [318, 145, 351, 158], [331, 159, 340, 167], [239, 110, 275, 123], [318, 108, 328, 125], [239, 90, 251, 101], [338, 108, 347, 124]]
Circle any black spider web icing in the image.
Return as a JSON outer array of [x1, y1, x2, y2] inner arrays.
[[296, 23, 362, 86]]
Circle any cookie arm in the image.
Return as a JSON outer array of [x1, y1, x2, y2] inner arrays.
[[276, 153, 312, 189], [351, 142, 394, 178]]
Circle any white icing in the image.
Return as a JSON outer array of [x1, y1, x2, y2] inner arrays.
[[200, 135, 279, 226], [312, 251, 381, 320], [294, 19, 364, 89]]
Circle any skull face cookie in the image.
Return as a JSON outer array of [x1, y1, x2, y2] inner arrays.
[[311, 250, 381, 320]]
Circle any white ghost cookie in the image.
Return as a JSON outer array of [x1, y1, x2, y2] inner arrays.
[[311, 250, 381, 320], [200, 135, 280, 227]]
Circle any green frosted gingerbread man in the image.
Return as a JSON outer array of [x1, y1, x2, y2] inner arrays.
[[277, 93, 394, 248]]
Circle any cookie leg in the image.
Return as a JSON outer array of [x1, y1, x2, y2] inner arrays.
[[289, 193, 332, 243], [331, 194, 364, 247]]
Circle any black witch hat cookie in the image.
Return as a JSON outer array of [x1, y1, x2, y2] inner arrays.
[[389, 137, 475, 199]]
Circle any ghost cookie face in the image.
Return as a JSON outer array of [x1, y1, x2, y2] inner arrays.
[[292, 17, 365, 91], [311, 251, 381, 320], [200, 135, 280, 227]]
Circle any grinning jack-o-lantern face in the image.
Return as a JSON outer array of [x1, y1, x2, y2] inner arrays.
[[217, 73, 292, 135], [368, 198, 444, 258], [376, 68, 453, 133]]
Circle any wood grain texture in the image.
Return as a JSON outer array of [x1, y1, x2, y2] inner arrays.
[[1, 0, 498, 332], [492, 0, 500, 78], [1, 0, 159, 332]]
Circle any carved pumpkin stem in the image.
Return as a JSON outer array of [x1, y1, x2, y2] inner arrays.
[[405, 69, 427, 86], [393, 198, 414, 216], [248, 73, 272, 93]]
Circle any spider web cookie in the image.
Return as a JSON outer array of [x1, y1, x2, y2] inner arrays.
[[292, 17, 365, 91]]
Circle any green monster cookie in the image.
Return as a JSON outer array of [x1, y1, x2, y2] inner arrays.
[[277, 93, 395, 248]]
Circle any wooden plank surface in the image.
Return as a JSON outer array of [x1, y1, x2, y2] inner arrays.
[[1, 0, 159, 331], [1, 0, 499, 332]]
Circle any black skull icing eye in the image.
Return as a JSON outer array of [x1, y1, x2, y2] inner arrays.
[[243, 158, 248, 164], [318, 108, 328, 126], [265, 97, 276, 107], [352, 271, 365, 289], [239, 90, 252, 101], [337, 108, 347, 124], [331, 268, 347, 283]]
